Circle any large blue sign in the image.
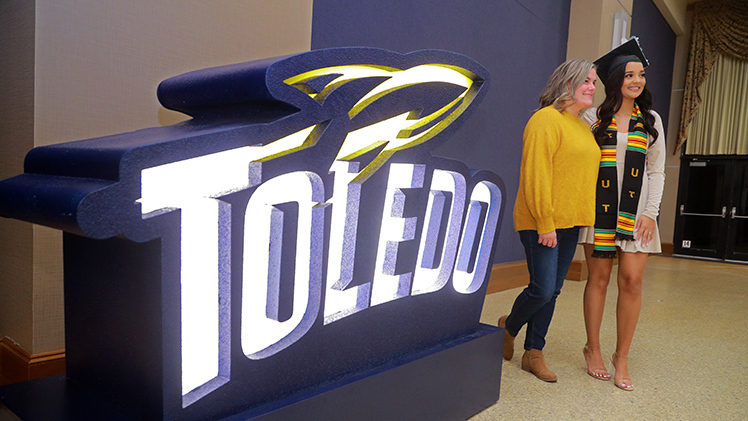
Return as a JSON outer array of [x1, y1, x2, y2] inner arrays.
[[0, 48, 504, 420]]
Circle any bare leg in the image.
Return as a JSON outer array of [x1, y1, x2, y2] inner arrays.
[[582, 244, 614, 379], [612, 250, 647, 390]]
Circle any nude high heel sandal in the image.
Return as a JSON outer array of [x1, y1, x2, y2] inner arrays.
[[583, 345, 611, 380], [610, 352, 634, 391]]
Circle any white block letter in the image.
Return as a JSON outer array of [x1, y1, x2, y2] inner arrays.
[[242, 172, 325, 359], [370, 163, 425, 306]]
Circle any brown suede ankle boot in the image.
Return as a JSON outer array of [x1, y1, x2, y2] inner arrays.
[[521, 349, 557, 382], [498, 315, 515, 360]]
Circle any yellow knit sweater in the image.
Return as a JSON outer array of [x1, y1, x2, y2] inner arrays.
[[513, 106, 601, 234]]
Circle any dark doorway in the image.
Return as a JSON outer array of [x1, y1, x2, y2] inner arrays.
[[674, 156, 748, 262]]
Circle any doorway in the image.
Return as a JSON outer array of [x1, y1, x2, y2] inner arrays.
[[673, 156, 748, 262]]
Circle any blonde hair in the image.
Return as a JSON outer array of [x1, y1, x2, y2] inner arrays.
[[537, 59, 595, 112]]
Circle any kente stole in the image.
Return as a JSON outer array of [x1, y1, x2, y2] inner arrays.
[[592, 104, 648, 258]]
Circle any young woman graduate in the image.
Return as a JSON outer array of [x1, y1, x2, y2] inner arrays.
[[579, 38, 666, 391]]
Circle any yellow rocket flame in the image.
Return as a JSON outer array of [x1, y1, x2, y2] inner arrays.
[[280, 63, 482, 182]]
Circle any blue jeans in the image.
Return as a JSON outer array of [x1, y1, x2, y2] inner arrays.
[[505, 227, 580, 351]]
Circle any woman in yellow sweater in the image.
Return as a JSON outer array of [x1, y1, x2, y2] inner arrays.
[[499, 59, 600, 382]]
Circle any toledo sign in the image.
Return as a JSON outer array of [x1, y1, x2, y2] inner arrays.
[[0, 48, 505, 420]]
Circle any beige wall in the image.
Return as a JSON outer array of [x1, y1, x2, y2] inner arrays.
[[653, 0, 688, 35], [34, 0, 314, 146], [0, 0, 36, 352], [568, 0, 634, 106], [0, 0, 313, 354]]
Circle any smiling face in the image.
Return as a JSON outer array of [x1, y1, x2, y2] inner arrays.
[[575, 68, 597, 109], [564, 68, 597, 115], [621, 61, 646, 101]]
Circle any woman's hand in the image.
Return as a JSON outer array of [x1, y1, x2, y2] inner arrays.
[[538, 230, 557, 248], [635, 215, 657, 247]]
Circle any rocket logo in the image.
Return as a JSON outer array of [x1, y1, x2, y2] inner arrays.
[[284, 63, 481, 181]]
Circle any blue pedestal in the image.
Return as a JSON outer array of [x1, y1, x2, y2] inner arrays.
[[0, 325, 502, 421]]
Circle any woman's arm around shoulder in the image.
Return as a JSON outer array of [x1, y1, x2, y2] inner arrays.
[[580, 107, 598, 129]]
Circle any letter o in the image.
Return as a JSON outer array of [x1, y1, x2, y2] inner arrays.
[[241, 171, 325, 359]]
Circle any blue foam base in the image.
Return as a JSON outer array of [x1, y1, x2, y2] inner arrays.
[[0, 325, 502, 421]]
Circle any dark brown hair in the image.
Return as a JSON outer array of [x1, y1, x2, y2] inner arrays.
[[593, 62, 658, 146]]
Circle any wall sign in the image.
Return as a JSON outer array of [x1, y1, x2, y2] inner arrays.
[[0, 48, 504, 420]]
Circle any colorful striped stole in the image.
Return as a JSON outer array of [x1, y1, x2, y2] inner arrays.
[[592, 104, 648, 258]]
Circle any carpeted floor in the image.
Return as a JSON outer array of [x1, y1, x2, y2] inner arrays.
[[472, 255, 748, 420]]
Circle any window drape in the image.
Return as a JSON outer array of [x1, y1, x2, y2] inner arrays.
[[686, 54, 748, 155], [677, 0, 748, 154]]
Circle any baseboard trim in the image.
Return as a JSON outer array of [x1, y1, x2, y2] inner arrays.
[[566, 259, 587, 282], [486, 258, 590, 295], [486, 261, 528, 294], [661, 242, 674, 256], [0, 338, 65, 386]]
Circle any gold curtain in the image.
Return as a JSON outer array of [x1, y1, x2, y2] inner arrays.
[[686, 54, 748, 154], [677, 0, 748, 153]]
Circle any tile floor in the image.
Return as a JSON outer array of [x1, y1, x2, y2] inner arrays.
[[473, 255, 748, 420]]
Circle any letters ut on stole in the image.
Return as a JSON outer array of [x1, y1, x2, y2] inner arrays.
[[0, 48, 504, 417]]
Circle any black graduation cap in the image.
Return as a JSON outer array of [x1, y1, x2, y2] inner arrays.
[[594, 37, 649, 85]]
